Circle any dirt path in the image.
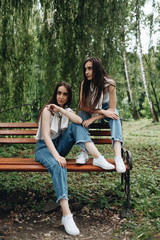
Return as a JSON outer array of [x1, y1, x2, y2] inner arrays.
[[0, 207, 130, 240]]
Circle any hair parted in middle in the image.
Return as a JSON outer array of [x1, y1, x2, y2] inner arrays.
[[48, 81, 72, 108], [37, 81, 72, 122], [81, 57, 114, 109]]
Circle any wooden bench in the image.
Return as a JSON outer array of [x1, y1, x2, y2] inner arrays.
[[0, 122, 132, 207]]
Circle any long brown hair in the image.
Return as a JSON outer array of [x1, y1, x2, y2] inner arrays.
[[81, 57, 115, 109], [37, 81, 72, 122]]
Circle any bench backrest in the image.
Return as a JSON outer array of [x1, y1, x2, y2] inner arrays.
[[0, 122, 112, 145]]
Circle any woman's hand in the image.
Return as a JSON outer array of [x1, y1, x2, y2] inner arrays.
[[102, 109, 119, 120], [47, 104, 60, 113], [55, 155, 67, 168], [83, 119, 94, 128]]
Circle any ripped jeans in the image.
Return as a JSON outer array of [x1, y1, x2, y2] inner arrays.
[[78, 101, 123, 147], [35, 122, 92, 203]]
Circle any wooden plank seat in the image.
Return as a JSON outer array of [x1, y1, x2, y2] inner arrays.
[[0, 158, 130, 172], [0, 122, 132, 206]]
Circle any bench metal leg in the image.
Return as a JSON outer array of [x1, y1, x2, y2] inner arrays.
[[121, 173, 124, 185], [121, 170, 130, 208]]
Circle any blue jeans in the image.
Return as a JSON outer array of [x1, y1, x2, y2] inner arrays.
[[78, 101, 123, 147], [35, 122, 92, 203]]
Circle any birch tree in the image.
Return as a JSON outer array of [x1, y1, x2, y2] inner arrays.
[[136, 0, 158, 122]]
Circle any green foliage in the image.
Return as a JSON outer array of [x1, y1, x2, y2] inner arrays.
[[0, 172, 52, 193], [140, 97, 153, 118], [119, 97, 133, 119], [0, 0, 159, 121]]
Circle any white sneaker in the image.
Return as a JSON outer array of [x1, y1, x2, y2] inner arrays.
[[115, 156, 126, 173], [62, 214, 80, 236], [93, 156, 115, 170], [76, 152, 88, 164]]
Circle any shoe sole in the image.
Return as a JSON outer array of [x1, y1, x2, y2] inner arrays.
[[62, 222, 80, 236], [116, 167, 126, 173], [76, 159, 88, 165], [93, 162, 115, 170]]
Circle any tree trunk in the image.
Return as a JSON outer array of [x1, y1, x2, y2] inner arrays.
[[137, 21, 158, 122], [150, 81, 160, 115], [122, 28, 140, 119], [123, 50, 132, 102]]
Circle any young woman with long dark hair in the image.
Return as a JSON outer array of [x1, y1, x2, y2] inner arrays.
[[76, 57, 126, 173]]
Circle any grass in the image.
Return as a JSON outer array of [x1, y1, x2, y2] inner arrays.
[[121, 119, 160, 240], [0, 119, 160, 239]]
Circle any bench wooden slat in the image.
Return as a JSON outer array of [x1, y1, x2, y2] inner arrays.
[[68, 164, 128, 171], [0, 122, 109, 129], [0, 123, 38, 128], [0, 158, 115, 165], [0, 138, 111, 144], [0, 158, 39, 164], [68, 158, 115, 165], [0, 157, 129, 172], [0, 138, 36, 144], [90, 122, 110, 129], [92, 139, 112, 144], [89, 130, 111, 136], [0, 165, 111, 172], [0, 130, 110, 136], [0, 163, 129, 172], [0, 165, 47, 171], [67, 165, 116, 172], [0, 130, 37, 135]]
